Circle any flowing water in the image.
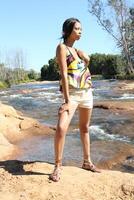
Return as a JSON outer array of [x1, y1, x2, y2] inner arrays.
[[0, 80, 134, 167]]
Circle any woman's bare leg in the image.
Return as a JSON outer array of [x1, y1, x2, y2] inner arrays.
[[79, 107, 92, 162], [54, 102, 78, 166], [79, 107, 101, 172], [49, 102, 78, 181]]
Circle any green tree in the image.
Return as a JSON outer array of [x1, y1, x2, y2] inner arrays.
[[41, 64, 49, 80], [125, 8, 134, 67], [28, 69, 39, 80], [89, 53, 125, 78], [102, 54, 125, 78], [90, 53, 106, 74], [88, 0, 134, 74], [0, 63, 6, 81], [41, 58, 60, 80]]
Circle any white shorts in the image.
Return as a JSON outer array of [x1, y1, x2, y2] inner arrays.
[[69, 88, 93, 109]]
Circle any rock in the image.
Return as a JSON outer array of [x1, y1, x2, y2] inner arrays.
[[90, 141, 134, 170], [94, 101, 134, 111], [19, 118, 39, 130], [0, 132, 17, 160], [116, 81, 134, 92], [0, 103, 19, 117], [0, 132, 12, 146], [0, 103, 55, 159]]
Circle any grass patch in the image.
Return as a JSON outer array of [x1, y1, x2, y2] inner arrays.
[[0, 81, 8, 89], [91, 75, 103, 80]]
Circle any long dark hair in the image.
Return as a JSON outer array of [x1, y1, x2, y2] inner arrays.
[[61, 18, 80, 42]]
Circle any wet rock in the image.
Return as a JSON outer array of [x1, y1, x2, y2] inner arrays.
[[115, 80, 134, 92], [92, 107, 134, 139], [94, 100, 134, 111], [90, 140, 134, 171]]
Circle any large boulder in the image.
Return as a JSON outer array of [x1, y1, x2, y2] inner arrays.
[[0, 102, 55, 159]]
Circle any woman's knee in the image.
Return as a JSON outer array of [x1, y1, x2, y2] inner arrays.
[[56, 124, 68, 137], [80, 125, 89, 133]]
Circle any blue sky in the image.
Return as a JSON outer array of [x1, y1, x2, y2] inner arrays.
[[0, 0, 127, 72]]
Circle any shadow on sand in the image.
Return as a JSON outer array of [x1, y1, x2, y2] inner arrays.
[[0, 160, 53, 176]]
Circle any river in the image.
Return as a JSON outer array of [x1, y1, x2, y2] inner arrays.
[[0, 80, 134, 171]]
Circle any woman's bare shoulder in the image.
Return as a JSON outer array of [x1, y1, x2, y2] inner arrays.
[[56, 43, 66, 52], [56, 43, 67, 58]]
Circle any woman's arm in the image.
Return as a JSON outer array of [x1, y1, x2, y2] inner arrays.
[[77, 49, 90, 66], [56, 44, 70, 104]]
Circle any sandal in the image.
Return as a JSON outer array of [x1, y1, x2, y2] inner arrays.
[[49, 166, 62, 182], [82, 160, 101, 173]]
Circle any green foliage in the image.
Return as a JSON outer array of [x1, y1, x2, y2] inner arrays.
[[128, 8, 134, 66], [27, 69, 40, 80], [91, 75, 103, 80], [89, 53, 126, 79], [41, 64, 49, 80], [40, 54, 130, 80], [41, 58, 60, 80], [0, 62, 39, 88], [116, 73, 134, 80], [90, 53, 106, 74], [88, 0, 134, 74], [102, 55, 125, 79], [0, 81, 8, 89]]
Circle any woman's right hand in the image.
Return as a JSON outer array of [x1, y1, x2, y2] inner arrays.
[[58, 102, 71, 114]]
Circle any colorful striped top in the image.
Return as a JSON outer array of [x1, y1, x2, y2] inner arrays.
[[66, 47, 92, 89]]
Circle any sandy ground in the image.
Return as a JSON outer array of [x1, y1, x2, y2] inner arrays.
[[0, 161, 134, 200]]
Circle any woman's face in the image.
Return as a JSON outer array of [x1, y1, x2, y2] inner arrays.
[[69, 22, 82, 41]]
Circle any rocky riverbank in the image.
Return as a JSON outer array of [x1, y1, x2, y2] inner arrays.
[[0, 102, 55, 160], [0, 80, 134, 200], [0, 103, 134, 200]]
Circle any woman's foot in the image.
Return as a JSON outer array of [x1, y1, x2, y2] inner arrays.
[[49, 165, 62, 182], [82, 160, 101, 173]]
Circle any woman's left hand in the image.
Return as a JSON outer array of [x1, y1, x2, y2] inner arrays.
[[58, 102, 71, 114]]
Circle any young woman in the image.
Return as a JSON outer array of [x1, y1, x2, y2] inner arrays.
[[50, 18, 101, 182]]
